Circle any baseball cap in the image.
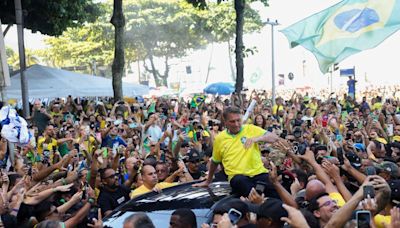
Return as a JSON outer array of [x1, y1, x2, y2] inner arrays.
[[353, 143, 366, 152], [375, 161, 399, 178], [187, 149, 201, 162], [393, 136, 400, 142], [346, 151, 362, 169], [256, 198, 288, 222]]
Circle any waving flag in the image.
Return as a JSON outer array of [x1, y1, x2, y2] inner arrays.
[[281, 0, 400, 73]]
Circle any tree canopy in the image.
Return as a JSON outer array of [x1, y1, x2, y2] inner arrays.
[[38, 0, 264, 87], [0, 0, 101, 36]]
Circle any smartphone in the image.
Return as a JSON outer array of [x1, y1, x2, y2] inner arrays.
[[387, 124, 394, 136], [82, 182, 88, 200], [255, 181, 266, 195], [74, 143, 80, 152], [365, 166, 376, 176], [102, 148, 108, 158], [336, 148, 344, 165], [228, 208, 242, 225], [363, 185, 375, 198], [356, 210, 371, 228]]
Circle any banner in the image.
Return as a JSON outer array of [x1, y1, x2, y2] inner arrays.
[[281, 0, 400, 73], [340, 68, 355, 77]]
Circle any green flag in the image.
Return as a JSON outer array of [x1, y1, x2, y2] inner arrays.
[[281, 0, 400, 73], [148, 102, 156, 113]]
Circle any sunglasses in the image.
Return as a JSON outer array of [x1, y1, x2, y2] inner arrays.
[[104, 173, 116, 179], [318, 200, 336, 209], [190, 159, 201, 163]]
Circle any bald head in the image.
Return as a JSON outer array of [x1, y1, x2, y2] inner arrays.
[[305, 179, 326, 201]]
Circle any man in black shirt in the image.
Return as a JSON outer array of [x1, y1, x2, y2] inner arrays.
[[186, 149, 206, 180], [98, 167, 136, 217], [31, 100, 52, 135]]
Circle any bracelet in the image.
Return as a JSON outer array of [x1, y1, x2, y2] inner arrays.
[[52, 188, 57, 193], [12, 208, 19, 213]]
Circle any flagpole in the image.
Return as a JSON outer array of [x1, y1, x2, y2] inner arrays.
[[264, 19, 279, 106], [14, 0, 30, 117]]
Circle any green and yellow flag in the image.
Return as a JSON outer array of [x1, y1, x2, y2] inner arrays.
[[281, 0, 400, 73], [190, 94, 206, 108]]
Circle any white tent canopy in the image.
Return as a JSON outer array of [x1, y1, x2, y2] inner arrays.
[[5, 64, 149, 99]]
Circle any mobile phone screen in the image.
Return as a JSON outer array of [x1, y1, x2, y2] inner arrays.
[[357, 211, 371, 228]]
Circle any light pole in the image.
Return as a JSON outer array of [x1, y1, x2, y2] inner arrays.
[[264, 18, 279, 106]]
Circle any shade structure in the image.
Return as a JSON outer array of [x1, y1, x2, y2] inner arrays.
[[4, 65, 149, 99]]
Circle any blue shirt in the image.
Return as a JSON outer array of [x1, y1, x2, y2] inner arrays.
[[101, 135, 127, 148]]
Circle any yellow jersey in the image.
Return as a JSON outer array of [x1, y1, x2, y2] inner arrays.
[[272, 105, 283, 115], [37, 137, 58, 155], [130, 182, 177, 198], [212, 124, 268, 181]]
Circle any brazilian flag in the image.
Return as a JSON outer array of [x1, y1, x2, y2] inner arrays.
[[191, 94, 206, 108], [281, 0, 400, 73]]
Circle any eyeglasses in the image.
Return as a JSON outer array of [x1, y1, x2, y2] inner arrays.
[[103, 173, 116, 179], [150, 144, 156, 147], [190, 159, 200, 163], [318, 200, 336, 209]]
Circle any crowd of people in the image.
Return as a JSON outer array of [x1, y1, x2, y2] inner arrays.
[[1, 89, 400, 228]]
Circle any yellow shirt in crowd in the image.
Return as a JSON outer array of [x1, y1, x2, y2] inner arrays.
[[272, 105, 283, 115], [212, 124, 268, 181], [329, 191, 390, 228], [130, 182, 177, 198], [37, 137, 58, 155]]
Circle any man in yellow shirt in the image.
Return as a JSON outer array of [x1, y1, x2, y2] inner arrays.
[[130, 165, 176, 198], [194, 106, 280, 197]]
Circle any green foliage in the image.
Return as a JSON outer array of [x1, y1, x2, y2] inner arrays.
[[6, 46, 40, 70], [0, 0, 101, 36], [39, 0, 263, 85]]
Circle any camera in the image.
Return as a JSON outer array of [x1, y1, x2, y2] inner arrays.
[[293, 142, 306, 155], [293, 127, 302, 138]]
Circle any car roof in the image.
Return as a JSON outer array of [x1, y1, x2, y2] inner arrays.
[[103, 181, 231, 228]]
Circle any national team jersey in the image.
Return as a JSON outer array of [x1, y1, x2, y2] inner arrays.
[[212, 124, 268, 181]]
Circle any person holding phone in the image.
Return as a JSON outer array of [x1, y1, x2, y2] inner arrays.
[[194, 106, 281, 198]]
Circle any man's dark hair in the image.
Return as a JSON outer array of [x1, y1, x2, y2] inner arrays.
[[293, 169, 308, 187], [123, 213, 155, 228], [222, 106, 241, 120], [34, 200, 53, 222], [99, 167, 112, 179], [171, 208, 197, 228]]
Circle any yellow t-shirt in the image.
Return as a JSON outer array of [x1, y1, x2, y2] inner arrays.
[[309, 102, 318, 117], [77, 136, 96, 155], [188, 130, 210, 139], [372, 102, 383, 111], [374, 214, 391, 228], [37, 137, 58, 155], [212, 124, 268, 181], [272, 105, 283, 115], [130, 182, 177, 198], [329, 192, 346, 207]]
